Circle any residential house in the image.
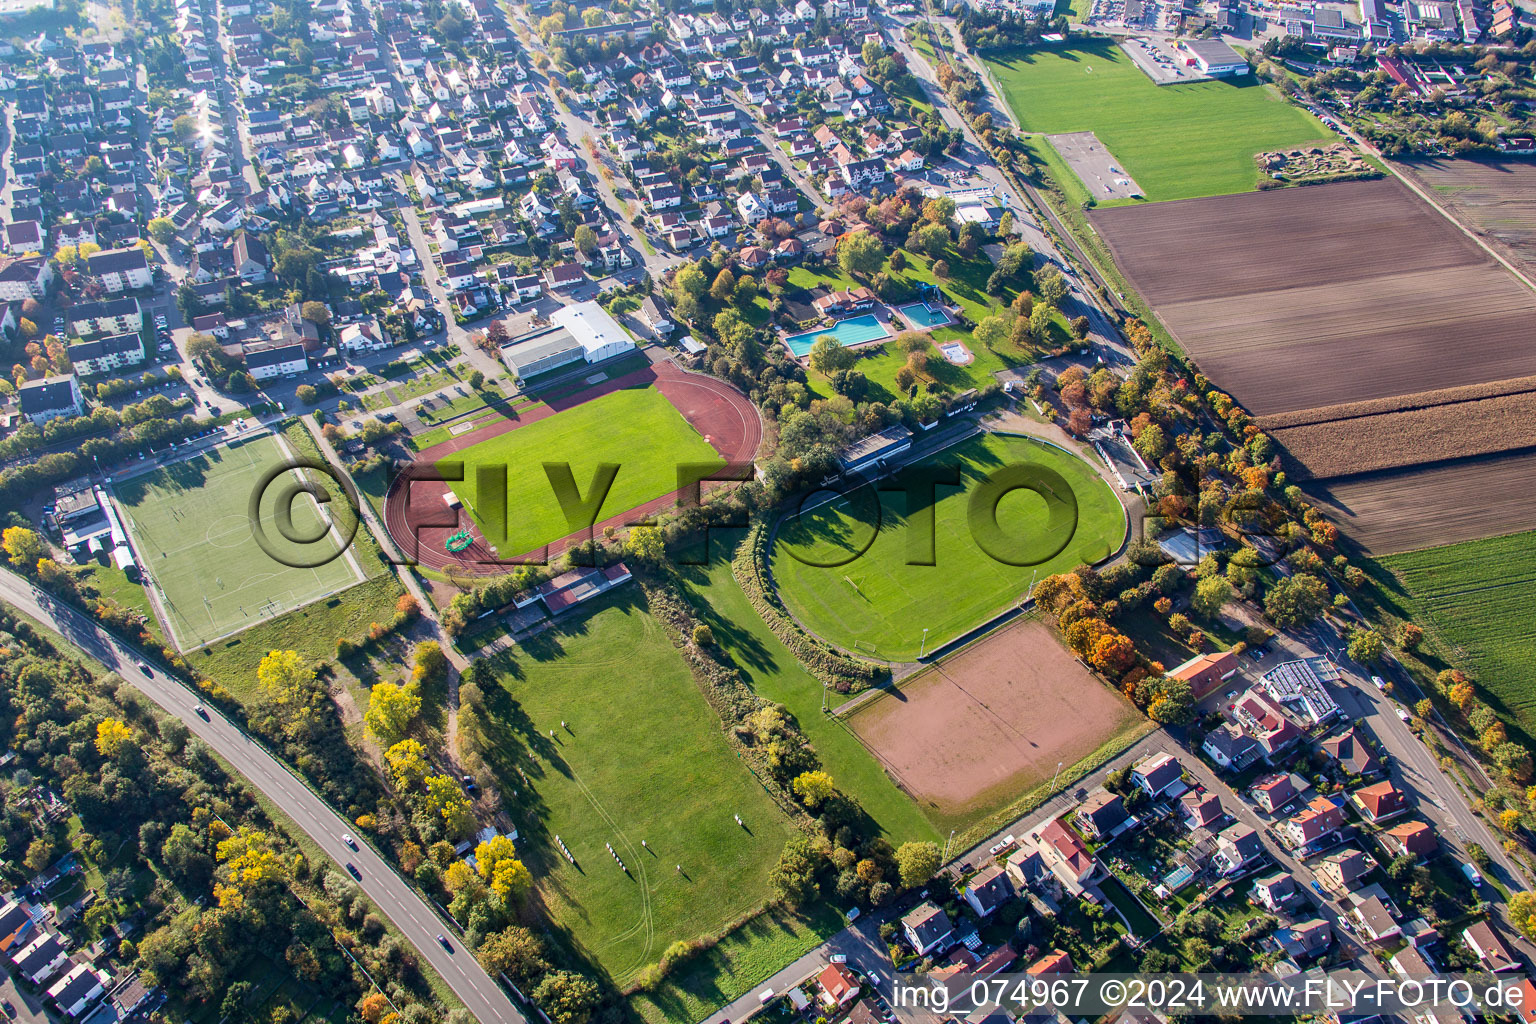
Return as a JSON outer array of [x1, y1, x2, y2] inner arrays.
[[1233, 690, 1302, 762], [640, 296, 674, 338], [1250, 772, 1307, 814], [1351, 893, 1402, 943], [1202, 723, 1262, 771], [3, 220, 44, 254], [1075, 791, 1130, 841], [338, 320, 389, 354], [1214, 823, 1265, 876], [84, 247, 152, 293], [1380, 820, 1437, 861], [1181, 790, 1227, 832], [1352, 781, 1408, 824], [1316, 848, 1372, 893], [67, 332, 145, 377], [1322, 727, 1383, 778], [1251, 872, 1298, 912], [901, 902, 954, 956], [1005, 846, 1051, 890], [244, 343, 309, 381], [192, 313, 229, 338], [1026, 950, 1073, 975], [1273, 918, 1332, 960], [48, 961, 110, 1019], [817, 964, 860, 1009], [10, 931, 68, 985], [738, 191, 768, 224], [1167, 649, 1240, 700], [1033, 818, 1097, 893], [232, 231, 270, 283], [510, 275, 543, 303], [546, 263, 585, 291], [70, 298, 143, 336], [18, 374, 83, 424], [1285, 796, 1346, 854], [1462, 921, 1518, 972], [0, 257, 45, 307], [961, 864, 1013, 918], [0, 900, 33, 953], [1130, 753, 1185, 800]]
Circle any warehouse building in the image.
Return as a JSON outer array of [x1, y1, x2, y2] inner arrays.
[[1180, 38, 1248, 76], [499, 301, 635, 379]]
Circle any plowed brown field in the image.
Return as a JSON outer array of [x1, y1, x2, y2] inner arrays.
[[1091, 177, 1536, 554], [1399, 157, 1536, 277]]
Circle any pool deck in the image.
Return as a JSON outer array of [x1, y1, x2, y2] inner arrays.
[[781, 305, 898, 359]]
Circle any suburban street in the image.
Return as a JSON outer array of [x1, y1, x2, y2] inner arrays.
[[0, 570, 527, 1024]]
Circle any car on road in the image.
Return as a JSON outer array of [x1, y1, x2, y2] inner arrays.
[[1310, 880, 1327, 897], [342, 834, 357, 850], [829, 954, 847, 964], [346, 863, 362, 880], [437, 934, 454, 952], [1371, 675, 1386, 690], [1396, 707, 1411, 723], [194, 704, 209, 719]]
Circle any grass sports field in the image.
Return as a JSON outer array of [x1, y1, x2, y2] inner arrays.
[[114, 433, 366, 650], [771, 433, 1124, 661], [1381, 531, 1536, 732], [475, 591, 796, 987], [986, 41, 1328, 202], [442, 386, 723, 554]]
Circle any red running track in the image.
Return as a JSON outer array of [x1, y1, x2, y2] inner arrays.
[[381, 361, 762, 574]]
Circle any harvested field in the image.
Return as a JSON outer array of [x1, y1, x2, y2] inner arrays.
[[1089, 178, 1536, 417], [1092, 177, 1536, 553], [846, 617, 1145, 837], [1399, 157, 1536, 277], [1300, 449, 1536, 555], [1263, 382, 1536, 480]]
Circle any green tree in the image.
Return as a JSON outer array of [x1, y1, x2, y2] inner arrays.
[[1148, 678, 1195, 725], [533, 972, 601, 1024], [1263, 573, 1330, 628], [301, 301, 331, 327], [769, 835, 822, 907], [895, 841, 941, 888], [710, 267, 737, 303], [363, 680, 421, 746], [1192, 576, 1233, 619], [1036, 266, 1068, 307], [1510, 891, 1536, 940], [467, 369, 486, 390], [908, 222, 950, 258], [838, 230, 886, 279], [792, 770, 835, 808], [2, 526, 46, 568], [1347, 627, 1385, 664], [674, 263, 708, 299], [478, 927, 551, 988], [573, 225, 597, 255], [295, 384, 318, 404], [808, 335, 856, 375], [973, 314, 1010, 350], [147, 217, 176, 244], [623, 524, 665, 564]]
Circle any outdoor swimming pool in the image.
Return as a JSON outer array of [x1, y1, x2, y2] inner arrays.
[[895, 302, 954, 329], [782, 313, 891, 357]]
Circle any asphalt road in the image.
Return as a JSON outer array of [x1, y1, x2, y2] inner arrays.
[[0, 569, 525, 1024]]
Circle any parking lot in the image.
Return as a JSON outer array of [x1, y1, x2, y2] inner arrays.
[[1119, 36, 1208, 83]]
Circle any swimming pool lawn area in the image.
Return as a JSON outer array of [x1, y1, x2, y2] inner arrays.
[[896, 302, 954, 329], [783, 313, 891, 357]]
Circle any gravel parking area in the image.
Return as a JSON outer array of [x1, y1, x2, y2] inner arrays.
[[1046, 130, 1144, 200]]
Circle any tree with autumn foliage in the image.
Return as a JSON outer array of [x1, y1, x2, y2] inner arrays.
[[1089, 632, 1136, 676], [95, 718, 132, 757]]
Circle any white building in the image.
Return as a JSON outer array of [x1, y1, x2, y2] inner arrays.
[[244, 343, 309, 381], [548, 301, 636, 364]]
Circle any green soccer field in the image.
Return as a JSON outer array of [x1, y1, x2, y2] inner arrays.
[[474, 591, 797, 987], [1381, 530, 1536, 733], [114, 433, 366, 650], [986, 41, 1329, 202], [771, 433, 1125, 661], [439, 386, 724, 555]]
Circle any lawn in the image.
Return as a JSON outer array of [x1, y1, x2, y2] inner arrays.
[[113, 432, 367, 651], [1380, 530, 1536, 733], [474, 590, 798, 987], [441, 386, 723, 554], [676, 554, 940, 845], [771, 432, 1125, 660], [985, 41, 1329, 202]]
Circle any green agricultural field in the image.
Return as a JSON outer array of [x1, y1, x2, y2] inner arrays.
[[474, 591, 797, 987], [772, 433, 1125, 660], [114, 433, 367, 651], [986, 41, 1329, 202], [1381, 531, 1536, 731], [441, 386, 723, 555]]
